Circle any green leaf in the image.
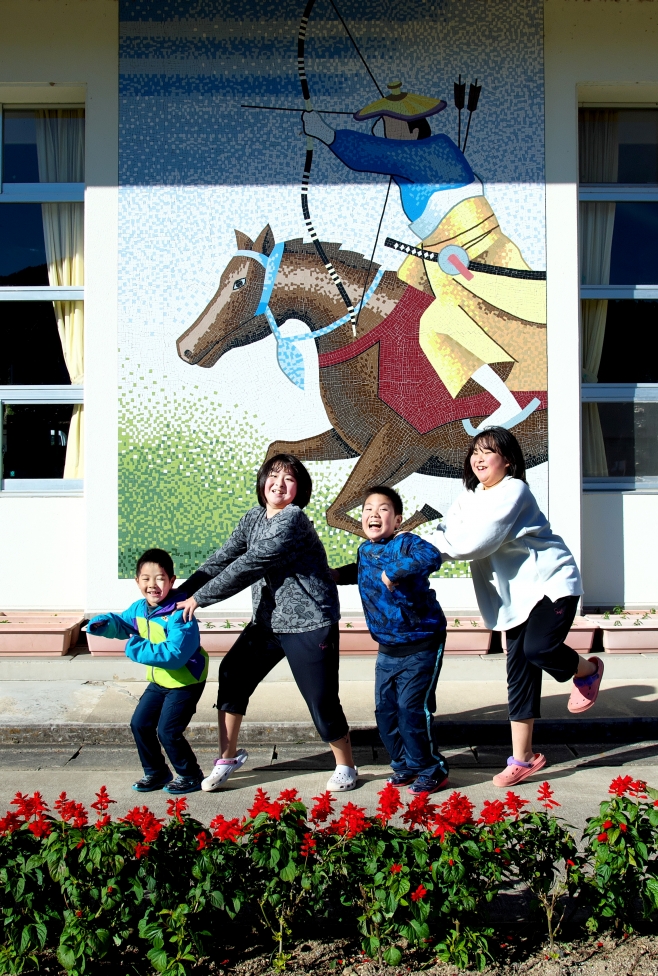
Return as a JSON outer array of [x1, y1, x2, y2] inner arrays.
[[57, 944, 77, 971], [383, 946, 402, 965], [279, 860, 297, 882], [645, 877, 658, 908], [147, 947, 171, 972]]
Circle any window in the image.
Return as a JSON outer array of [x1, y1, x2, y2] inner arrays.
[[579, 108, 658, 490], [0, 107, 84, 492]]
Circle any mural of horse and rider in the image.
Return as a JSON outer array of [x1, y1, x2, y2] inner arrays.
[[117, 0, 547, 576], [175, 83, 547, 540]]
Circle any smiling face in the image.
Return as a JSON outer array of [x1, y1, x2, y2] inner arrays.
[[263, 464, 298, 516], [470, 440, 510, 489], [136, 562, 175, 607], [362, 493, 403, 542]]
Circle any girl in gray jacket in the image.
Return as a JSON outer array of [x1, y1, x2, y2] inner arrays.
[[177, 453, 357, 792]]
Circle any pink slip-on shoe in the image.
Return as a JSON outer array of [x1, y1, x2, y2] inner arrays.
[[568, 656, 604, 714], [492, 753, 546, 788]]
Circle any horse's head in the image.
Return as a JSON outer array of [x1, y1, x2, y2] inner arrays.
[[176, 224, 276, 368]]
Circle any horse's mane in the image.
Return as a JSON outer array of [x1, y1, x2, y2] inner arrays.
[[284, 239, 379, 273]]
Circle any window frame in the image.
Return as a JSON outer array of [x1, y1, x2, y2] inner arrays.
[[0, 102, 85, 494], [579, 109, 658, 492]]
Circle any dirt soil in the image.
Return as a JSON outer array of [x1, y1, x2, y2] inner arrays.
[[28, 933, 658, 975]]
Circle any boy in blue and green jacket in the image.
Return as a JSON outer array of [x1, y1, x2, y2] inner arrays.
[[88, 548, 208, 794], [335, 487, 449, 795]]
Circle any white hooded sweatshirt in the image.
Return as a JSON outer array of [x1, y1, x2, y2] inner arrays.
[[432, 476, 582, 631]]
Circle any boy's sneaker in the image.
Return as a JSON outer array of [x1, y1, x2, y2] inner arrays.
[[326, 765, 358, 792], [132, 770, 173, 792], [201, 749, 249, 792], [387, 771, 417, 787], [163, 775, 203, 795], [407, 773, 449, 796]]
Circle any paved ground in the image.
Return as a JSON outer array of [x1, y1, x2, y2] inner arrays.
[[1, 652, 657, 733], [1, 740, 657, 832]]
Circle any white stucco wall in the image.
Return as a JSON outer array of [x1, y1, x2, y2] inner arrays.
[[545, 0, 658, 609], [0, 0, 118, 610]]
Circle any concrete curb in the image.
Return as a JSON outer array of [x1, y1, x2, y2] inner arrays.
[[1, 717, 657, 746]]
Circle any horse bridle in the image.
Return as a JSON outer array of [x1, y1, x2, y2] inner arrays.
[[235, 245, 384, 390]]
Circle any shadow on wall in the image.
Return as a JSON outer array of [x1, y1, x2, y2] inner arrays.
[[582, 491, 624, 607]]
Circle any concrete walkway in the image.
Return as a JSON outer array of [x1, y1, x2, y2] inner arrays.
[[0, 741, 657, 834], [1, 652, 657, 742]]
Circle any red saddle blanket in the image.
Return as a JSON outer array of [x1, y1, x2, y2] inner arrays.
[[317, 285, 547, 435]]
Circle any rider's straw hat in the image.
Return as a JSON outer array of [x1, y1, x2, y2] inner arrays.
[[353, 80, 446, 122]]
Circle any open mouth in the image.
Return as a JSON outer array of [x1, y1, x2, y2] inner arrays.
[[367, 518, 382, 529]]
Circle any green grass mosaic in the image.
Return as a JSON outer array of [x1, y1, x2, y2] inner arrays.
[[118, 367, 471, 580]]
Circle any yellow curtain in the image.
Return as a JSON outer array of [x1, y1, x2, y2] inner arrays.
[[35, 109, 85, 479], [579, 110, 618, 478]]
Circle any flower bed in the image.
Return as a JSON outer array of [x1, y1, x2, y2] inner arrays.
[[586, 610, 658, 654], [1, 777, 657, 975], [0, 612, 85, 656]]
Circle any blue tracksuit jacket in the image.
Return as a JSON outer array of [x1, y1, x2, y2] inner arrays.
[[338, 533, 446, 645]]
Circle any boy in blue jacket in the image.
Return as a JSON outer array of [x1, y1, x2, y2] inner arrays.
[[336, 487, 449, 794], [88, 548, 208, 794]]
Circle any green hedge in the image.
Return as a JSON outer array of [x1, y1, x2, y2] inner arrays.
[[1, 777, 657, 975]]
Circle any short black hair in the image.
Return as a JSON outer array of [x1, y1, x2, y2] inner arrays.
[[256, 453, 313, 509], [363, 485, 403, 516], [463, 427, 527, 492], [136, 548, 175, 579], [408, 118, 431, 139]]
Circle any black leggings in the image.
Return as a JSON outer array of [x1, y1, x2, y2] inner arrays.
[[217, 621, 349, 743], [506, 595, 580, 721]]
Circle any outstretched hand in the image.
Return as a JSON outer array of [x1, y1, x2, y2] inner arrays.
[[177, 597, 199, 622], [301, 110, 336, 146]]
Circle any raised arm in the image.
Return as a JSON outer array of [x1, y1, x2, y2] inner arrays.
[[87, 605, 139, 639], [434, 483, 529, 561], [192, 507, 307, 608], [382, 534, 442, 581]]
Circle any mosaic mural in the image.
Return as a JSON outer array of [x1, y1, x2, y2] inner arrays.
[[118, 0, 547, 578]]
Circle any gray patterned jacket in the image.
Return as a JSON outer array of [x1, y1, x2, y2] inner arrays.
[[184, 505, 340, 634]]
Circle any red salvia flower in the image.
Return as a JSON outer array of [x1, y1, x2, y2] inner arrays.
[[309, 791, 335, 824], [566, 859, 576, 866], [122, 806, 165, 843], [55, 793, 88, 827], [402, 793, 437, 830], [300, 832, 317, 857], [537, 782, 560, 810], [332, 802, 369, 838], [248, 788, 273, 818], [91, 786, 116, 815], [276, 788, 301, 805], [504, 791, 530, 819], [597, 832, 608, 843], [11, 791, 49, 821], [478, 800, 506, 824], [0, 811, 21, 835], [94, 815, 111, 830], [439, 791, 475, 828], [390, 863, 403, 873], [619, 822, 628, 832], [628, 779, 648, 799], [609, 775, 633, 797], [134, 842, 150, 859], [432, 814, 456, 843], [166, 797, 188, 823], [411, 884, 428, 901], [376, 783, 403, 822], [28, 816, 52, 839], [209, 814, 247, 844], [196, 831, 210, 850], [602, 820, 613, 830]]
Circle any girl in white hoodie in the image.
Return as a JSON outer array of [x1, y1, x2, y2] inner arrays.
[[433, 428, 603, 787]]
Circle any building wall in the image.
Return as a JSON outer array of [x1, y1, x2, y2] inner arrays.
[[544, 0, 658, 609], [0, 0, 118, 610]]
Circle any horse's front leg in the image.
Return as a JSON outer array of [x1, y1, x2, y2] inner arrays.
[[266, 428, 358, 463], [326, 422, 437, 537]]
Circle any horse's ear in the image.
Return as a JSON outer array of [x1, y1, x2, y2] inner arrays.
[[235, 229, 254, 251], [253, 224, 275, 257]]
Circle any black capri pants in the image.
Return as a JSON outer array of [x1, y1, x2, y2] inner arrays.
[[217, 621, 349, 743], [506, 595, 580, 721]]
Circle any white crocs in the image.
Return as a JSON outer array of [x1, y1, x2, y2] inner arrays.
[[201, 748, 248, 792], [326, 764, 358, 792]]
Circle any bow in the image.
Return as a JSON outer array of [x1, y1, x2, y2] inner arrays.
[[296, 0, 385, 337]]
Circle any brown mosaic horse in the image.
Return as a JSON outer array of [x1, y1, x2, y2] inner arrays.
[[176, 225, 547, 537]]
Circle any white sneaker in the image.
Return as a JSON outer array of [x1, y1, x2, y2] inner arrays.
[[200, 749, 249, 792], [326, 764, 358, 792]]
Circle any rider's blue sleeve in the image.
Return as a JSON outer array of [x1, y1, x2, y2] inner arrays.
[[329, 130, 474, 188]]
